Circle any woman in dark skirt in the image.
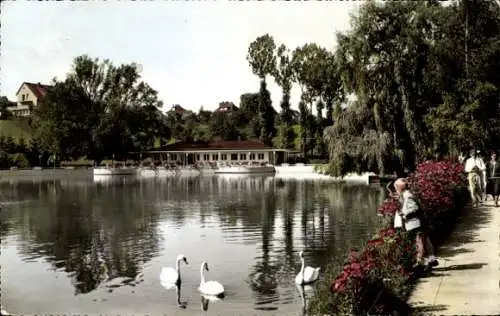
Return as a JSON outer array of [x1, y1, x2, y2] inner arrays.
[[486, 151, 500, 207]]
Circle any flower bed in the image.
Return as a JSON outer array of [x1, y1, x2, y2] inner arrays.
[[308, 160, 468, 315]]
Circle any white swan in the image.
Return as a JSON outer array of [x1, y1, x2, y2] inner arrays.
[[160, 254, 188, 287], [198, 261, 225, 297], [295, 251, 320, 285]]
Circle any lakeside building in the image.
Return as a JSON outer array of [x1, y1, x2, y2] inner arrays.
[[137, 140, 298, 166], [7, 82, 52, 117]]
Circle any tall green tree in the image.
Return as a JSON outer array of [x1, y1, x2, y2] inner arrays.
[[291, 43, 334, 158], [272, 44, 295, 149], [247, 34, 277, 144], [425, 0, 500, 154]]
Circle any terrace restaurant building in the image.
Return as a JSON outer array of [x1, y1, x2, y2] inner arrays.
[[140, 140, 296, 166]]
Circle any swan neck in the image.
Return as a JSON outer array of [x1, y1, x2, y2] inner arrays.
[[200, 265, 206, 284], [176, 258, 181, 273], [300, 257, 305, 280]]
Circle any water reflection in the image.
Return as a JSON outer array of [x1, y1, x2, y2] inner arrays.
[[1, 173, 385, 315], [296, 284, 314, 316], [160, 282, 187, 309], [201, 294, 224, 311], [1, 177, 160, 295]]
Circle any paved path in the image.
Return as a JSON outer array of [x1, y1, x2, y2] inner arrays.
[[409, 200, 500, 315]]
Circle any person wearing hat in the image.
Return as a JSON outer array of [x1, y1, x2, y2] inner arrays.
[[464, 149, 486, 207]]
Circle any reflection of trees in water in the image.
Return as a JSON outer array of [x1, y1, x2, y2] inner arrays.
[[301, 182, 385, 268], [248, 184, 279, 299], [242, 179, 385, 303], [10, 179, 161, 295], [3, 175, 386, 302]]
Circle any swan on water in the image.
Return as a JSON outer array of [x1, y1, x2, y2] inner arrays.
[[198, 261, 225, 297], [160, 254, 188, 286], [295, 251, 320, 285]]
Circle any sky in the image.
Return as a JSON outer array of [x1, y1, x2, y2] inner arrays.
[[0, 1, 361, 112]]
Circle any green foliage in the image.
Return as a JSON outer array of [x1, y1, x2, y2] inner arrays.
[[8, 153, 30, 168], [209, 111, 242, 141], [257, 80, 276, 145], [0, 96, 15, 120], [247, 34, 277, 80], [324, 0, 500, 176], [31, 55, 170, 163]]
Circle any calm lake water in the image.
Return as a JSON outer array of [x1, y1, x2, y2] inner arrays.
[[0, 171, 384, 315]]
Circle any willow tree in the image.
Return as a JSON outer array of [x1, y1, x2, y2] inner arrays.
[[326, 1, 439, 176]]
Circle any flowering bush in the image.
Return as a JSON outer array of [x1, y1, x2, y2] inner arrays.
[[308, 161, 468, 315]]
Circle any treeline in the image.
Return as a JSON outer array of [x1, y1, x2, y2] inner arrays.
[[1, 0, 499, 175]]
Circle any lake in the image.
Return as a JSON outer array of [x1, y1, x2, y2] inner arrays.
[[0, 171, 384, 315]]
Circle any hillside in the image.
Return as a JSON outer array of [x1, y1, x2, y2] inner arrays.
[[0, 118, 33, 141]]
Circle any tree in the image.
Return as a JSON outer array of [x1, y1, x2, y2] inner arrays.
[[323, 0, 500, 177], [32, 55, 169, 163], [272, 44, 295, 149], [325, 1, 441, 175], [291, 44, 336, 158], [425, 0, 500, 155], [247, 34, 277, 144], [32, 81, 95, 160], [209, 111, 241, 141], [0, 96, 15, 120]]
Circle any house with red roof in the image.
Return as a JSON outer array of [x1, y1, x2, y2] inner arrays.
[[7, 82, 52, 116]]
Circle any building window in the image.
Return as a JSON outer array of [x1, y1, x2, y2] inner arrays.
[[231, 153, 238, 160], [258, 153, 265, 160], [221, 154, 227, 160], [171, 154, 177, 161], [203, 154, 210, 160], [212, 154, 218, 161], [240, 153, 247, 160], [249, 153, 256, 160], [197, 154, 200, 160]]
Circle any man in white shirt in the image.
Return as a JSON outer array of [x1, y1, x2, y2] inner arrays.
[[464, 149, 486, 207]]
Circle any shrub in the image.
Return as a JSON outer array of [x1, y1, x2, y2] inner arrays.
[[9, 153, 30, 168], [309, 160, 468, 315]]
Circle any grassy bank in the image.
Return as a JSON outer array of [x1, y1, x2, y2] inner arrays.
[[0, 118, 32, 141], [308, 161, 468, 315]]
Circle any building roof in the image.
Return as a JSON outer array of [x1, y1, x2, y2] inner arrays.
[[170, 104, 186, 113], [15, 82, 52, 99], [152, 140, 274, 152], [215, 102, 238, 113]]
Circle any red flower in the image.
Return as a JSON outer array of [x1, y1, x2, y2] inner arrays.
[[329, 160, 467, 303], [368, 238, 384, 246], [378, 227, 396, 238]]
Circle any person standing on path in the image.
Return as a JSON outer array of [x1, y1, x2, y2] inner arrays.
[[393, 178, 438, 269], [464, 149, 486, 207], [486, 151, 500, 207]]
